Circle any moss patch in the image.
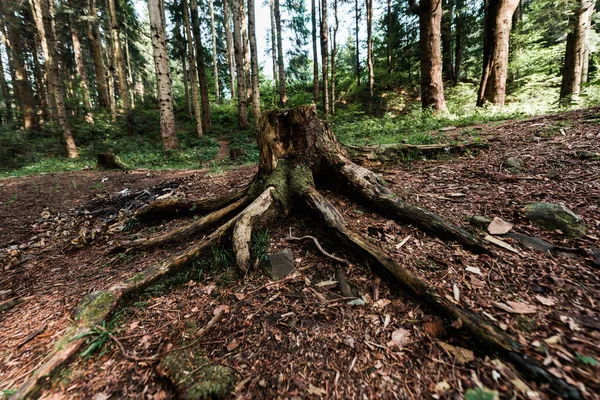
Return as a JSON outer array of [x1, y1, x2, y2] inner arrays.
[[74, 291, 117, 326]]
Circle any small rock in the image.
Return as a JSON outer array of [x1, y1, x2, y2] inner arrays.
[[575, 150, 600, 160], [524, 203, 586, 237], [469, 215, 492, 229], [487, 217, 512, 235], [504, 156, 524, 170], [265, 249, 295, 280], [545, 170, 559, 180], [229, 148, 246, 160]]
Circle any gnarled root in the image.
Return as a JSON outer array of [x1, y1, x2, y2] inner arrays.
[[301, 185, 580, 399], [113, 197, 248, 252]]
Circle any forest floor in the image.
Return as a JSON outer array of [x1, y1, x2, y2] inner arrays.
[[0, 107, 599, 399]]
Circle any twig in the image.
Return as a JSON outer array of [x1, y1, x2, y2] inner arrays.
[[95, 325, 160, 362], [285, 232, 348, 265]]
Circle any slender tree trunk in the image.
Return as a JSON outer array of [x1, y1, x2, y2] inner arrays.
[[366, 0, 373, 97], [247, 0, 260, 119], [147, 0, 178, 150], [386, 0, 392, 78], [441, 0, 454, 82], [559, 0, 594, 103], [232, 0, 249, 128], [311, 0, 319, 101], [31, 34, 50, 122], [183, 0, 203, 136], [355, 0, 360, 86], [476, 0, 519, 107], [3, 3, 38, 129], [189, 0, 212, 130], [320, 0, 329, 115], [511, 0, 521, 29], [274, 0, 287, 106], [415, 0, 447, 112], [124, 32, 135, 108], [209, 0, 220, 102], [223, 0, 236, 99], [87, 0, 110, 108], [241, 11, 251, 101], [0, 38, 11, 124], [104, 29, 118, 120], [269, 0, 278, 106], [69, 0, 93, 110], [331, 0, 338, 114], [454, 0, 463, 83], [31, 0, 78, 157], [106, 0, 130, 109], [182, 51, 191, 116]]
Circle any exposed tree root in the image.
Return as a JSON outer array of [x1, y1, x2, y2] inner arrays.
[[113, 197, 248, 252], [301, 185, 580, 399], [346, 140, 488, 164], [135, 185, 250, 220], [285, 235, 348, 264]]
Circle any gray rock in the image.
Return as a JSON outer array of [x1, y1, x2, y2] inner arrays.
[[524, 203, 586, 237], [265, 248, 295, 280], [504, 156, 524, 170], [469, 215, 492, 229]]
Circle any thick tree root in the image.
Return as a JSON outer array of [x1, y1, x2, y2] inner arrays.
[[346, 140, 488, 164], [12, 187, 275, 400], [330, 153, 493, 255], [301, 186, 580, 399], [135, 186, 250, 220], [113, 197, 248, 252]]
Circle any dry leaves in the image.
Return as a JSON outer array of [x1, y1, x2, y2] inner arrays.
[[438, 341, 474, 364], [488, 217, 513, 235]]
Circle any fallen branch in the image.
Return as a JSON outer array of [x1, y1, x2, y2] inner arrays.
[[285, 234, 348, 264]]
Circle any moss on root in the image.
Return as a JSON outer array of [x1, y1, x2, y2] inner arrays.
[[74, 291, 117, 326]]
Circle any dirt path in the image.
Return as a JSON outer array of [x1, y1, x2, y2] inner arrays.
[[1, 110, 599, 399], [215, 139, 230, 163]]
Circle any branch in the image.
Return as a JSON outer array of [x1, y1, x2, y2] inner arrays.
[[285, 234, 348, 265]]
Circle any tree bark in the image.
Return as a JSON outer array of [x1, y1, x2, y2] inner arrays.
[[69, 0, 93, 110], [223, 0, 236, 99], [355, 0, 360, 86], [331, 0, 338, 115], [417, 0, 447, 112], [208, 0, 220, 102], [274, 0, 287, 106], [3, 1, 38, 130], [559, 0, 594, 103], [177, 13, 191, 116], [147, 0, 178, 150], [453, 0, 464, 83], [241, 11, 251, 101], [269, 0, 278, 106], [320, 0, 329, 115], [476, 0, 519, 107], [247, 0, 260, 119], [103, 19, 118, 120], [232, 0, 249, 128], [87, 0, 111, 109], [106, 0, 130, 110], [386, 0, 392, 78], [441, 0, 454, 82], [31, 0, 78, 157], [189, 0, 212, 130], [366, 0, 373, 97], [311, 0, 319, 101], [183, 0, 203, 136], [0, 39, 10, 125]]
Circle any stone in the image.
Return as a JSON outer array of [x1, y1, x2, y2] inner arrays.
[[469, 215, 492, 229], [504, 156, 524, 170], [524, 203, 586, 237], [229, 148, 246, 160], [265, 248, 295, 280]]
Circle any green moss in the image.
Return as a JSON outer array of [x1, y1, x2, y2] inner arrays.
[[288, 164, 315, 196], [127, 272, 145, 285], [74, 291, 117, 326]]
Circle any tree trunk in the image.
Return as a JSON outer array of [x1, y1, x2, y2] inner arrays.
[[124, 32, 135, 108], [208, 0, 220, 102], [386, 0, 392, 78], [269, 0, 278, 106], [331, 0, 338, 115], [232, 0, 249, 128], [31, 33, 50, 122], [241, 12, 251, 101], [476, 0, 519, 107], [87, 0, 111, 109], [147, 0, 178, 150], [274, 0, 287, 106], [454, 0, 464, 83], [366, 0, 373, 97], [441, 0, 454, 82], [183, 0, 203, 136], [559, 0, 594, 103], [31, 0, 78, 157], [189, 0, 212, 130], [223, 0, 236, 99], [247, 0, 260, 119], [320, 0, 329, 115], [0, 39, 10, 125], [69, 1, 93, 110], [106, 0, 130, 110], [4, 1, 38, 130], [311, 0, 319, 101], [355, 0, 360, 86], [181, 51, 191, 116], [418, 0, 447, 112]]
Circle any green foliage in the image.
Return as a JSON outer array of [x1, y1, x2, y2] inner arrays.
[[251, 229, 271, 266], [72, 313, 122, 359], [1, 389, 17, 399], [463, 388, 499, 400], [576, 352, 599, 366]]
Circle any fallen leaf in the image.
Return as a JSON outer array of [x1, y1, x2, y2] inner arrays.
[[307, 384, 327, 396], [484, 235, 521, 255], [465, 266, 482, 275], [226, 338, 240, 352], [470, 276, 485, 289], [488, 217, 513, 235], [453, 284, 460, 302], [139, 335, 151, 349], [493, 301, 537, 314], [438, 341, 474, 364], [234, 293, 245, 300], [347, 298, 366, 306], [464, 387, 499, 400], [544, 335, 561, 345], [535, 295, 556, 306], [315, 280, 338, 287], [395, 235, 412, 250], [214, 305, 230, 315], [423, 321, 446, 338], [388, 328, 410, 348], [435, 380, 451, 393]]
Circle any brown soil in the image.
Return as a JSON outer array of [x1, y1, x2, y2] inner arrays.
[[0, 109, 598, 399]]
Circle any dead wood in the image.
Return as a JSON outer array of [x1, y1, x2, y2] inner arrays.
[[285, 234, 348, 264], [96, 153, 130, 170], [335, 267, 355, 298]]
